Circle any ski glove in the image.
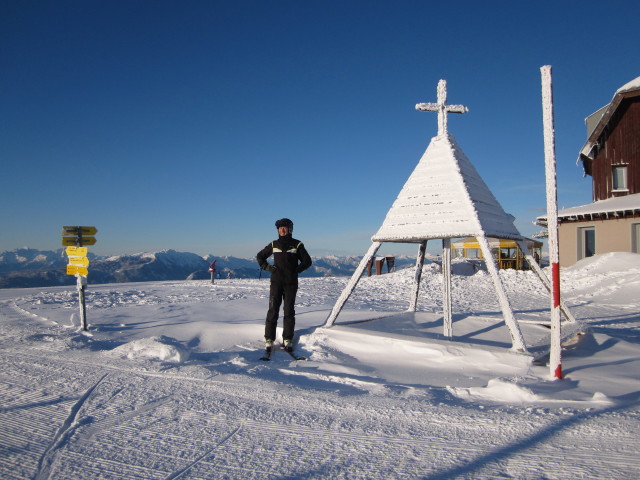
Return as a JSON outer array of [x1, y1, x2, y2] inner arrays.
[[264, 264, 276, 272]]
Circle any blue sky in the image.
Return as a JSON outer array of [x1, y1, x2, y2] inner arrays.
[[2, 0, 639, 258]]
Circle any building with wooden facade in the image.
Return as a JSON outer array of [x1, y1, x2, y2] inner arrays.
[[537, 76, 640, 267], [579, 77, 640, 200]]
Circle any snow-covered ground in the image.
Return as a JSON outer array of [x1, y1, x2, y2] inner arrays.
[[1, 252, 639, 479]]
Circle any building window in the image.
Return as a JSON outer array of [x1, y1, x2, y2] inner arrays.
[[633, 223, 640, 254], [612, 165, 628, 191], [578, 226, 596, 260]]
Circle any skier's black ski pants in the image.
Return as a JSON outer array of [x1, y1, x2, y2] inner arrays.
[[265, 282, 297, 342]]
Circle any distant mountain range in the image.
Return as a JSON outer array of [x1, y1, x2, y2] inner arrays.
[[0, 248, 418, 289]]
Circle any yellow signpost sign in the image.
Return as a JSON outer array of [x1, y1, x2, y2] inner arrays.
[[62, 226, 98, 236], [66, 265, 89, 276], [68, 257, 90, 267], [66, 246, 88, 257], [62, 236, 97, 246], [62, 237, 78, 247], [62, 237, 75, 247]]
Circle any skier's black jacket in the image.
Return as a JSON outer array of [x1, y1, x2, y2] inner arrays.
[[256, 234, 312, 285]]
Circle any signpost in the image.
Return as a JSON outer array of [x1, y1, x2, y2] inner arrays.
[[62, 226, 98, 331]]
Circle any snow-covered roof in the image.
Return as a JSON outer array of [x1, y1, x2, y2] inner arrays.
[[618, 76, 640, 94], [578, 75, 640, 163], [372, 134, 523, 242], [536, 192, 640, 226]]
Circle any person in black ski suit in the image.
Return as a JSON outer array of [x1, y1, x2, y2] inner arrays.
[[256, 218, 312, 352]]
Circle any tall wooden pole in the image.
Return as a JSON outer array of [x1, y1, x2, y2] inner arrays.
[[541, 65, 563, 379]]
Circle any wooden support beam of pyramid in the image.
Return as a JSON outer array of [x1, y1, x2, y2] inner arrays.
[[324, 242, 381, 327], [409, 241, 428, 312]]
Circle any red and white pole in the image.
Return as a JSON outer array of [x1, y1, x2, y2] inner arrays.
[[541, 65, 562, 379]]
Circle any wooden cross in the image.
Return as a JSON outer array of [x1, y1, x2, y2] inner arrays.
[[415, 79, 468, 136]]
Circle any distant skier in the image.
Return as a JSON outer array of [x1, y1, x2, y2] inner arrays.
[[256, 218, 312, 353], [209, 260, 217, 284]]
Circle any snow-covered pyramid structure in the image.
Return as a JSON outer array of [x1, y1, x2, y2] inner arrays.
[[324, 79, 576, 353]]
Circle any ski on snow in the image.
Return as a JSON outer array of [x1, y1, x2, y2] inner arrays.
[[260, 345, 306, 361], [260, 348, 273, 361], [282, 347, 307, 361]]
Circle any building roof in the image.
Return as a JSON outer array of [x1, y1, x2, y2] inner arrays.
[[579, 75, 640, 165], [372, 134, 523, 242], [536, 192, 640, 227]]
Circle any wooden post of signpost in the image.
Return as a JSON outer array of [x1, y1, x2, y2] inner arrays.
[[541, 65, 563, 380], [76, 230, 87, 331], [78, 272, 88, 331]]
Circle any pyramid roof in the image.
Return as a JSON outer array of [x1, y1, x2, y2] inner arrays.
[[372, 134, 523, 242]]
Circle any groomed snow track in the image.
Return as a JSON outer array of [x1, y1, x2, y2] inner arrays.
[[1, 289, 639, 479], [1, 352, 639, 480]]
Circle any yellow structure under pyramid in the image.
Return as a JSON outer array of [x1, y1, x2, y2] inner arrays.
[[451, 237, 543, 270]]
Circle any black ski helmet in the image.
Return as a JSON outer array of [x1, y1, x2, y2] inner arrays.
[[275, 218, 293, 232]]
